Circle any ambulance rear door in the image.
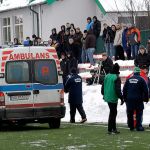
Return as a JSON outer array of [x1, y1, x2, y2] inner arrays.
[[3, 47, 34, 119]]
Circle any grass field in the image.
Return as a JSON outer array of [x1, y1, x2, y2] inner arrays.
[[0, 123, 150, 150]]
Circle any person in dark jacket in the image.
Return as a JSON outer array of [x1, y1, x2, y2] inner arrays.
[[66, 51, 78, 74], [85, 30, 96, 66], [92, 16, 101, 39], [67, 37, 80, 61], [101, 63, 124, 134], [122, 25, 131, 60], [102, 23, 115, 58], [134, 45, 150, 68], [101, 53, 113, 74], [74, 27, 83, 63], [65, 68, 87, 123], [50, 28, 58, 41], [58, 25, 66, 53], [60, 53, 68, 85], [123, 67, 149, 131]]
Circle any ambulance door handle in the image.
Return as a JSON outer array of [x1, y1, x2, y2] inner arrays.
[[33, 90, 40, 94]]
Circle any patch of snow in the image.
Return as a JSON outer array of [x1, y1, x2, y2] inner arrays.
[[0, 0, 45, 12], [62, 83, 150, 125]]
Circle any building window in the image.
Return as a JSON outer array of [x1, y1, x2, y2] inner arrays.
[[2, 17, 11, 44], [15, 16, 23, 44]]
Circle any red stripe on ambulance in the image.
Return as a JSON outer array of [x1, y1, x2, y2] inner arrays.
[[2, 56, 8, 61], [46, 49, 56, 53], [6, 102, 61, 109], [2, 50, 13, 55]]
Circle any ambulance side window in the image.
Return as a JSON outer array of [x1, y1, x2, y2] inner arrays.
[[6, 61, 30, 83], [34, 60, 58, 85]]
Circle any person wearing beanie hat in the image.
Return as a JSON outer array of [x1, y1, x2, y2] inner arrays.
[[123, 66, 149, 131], [134, 67, 141, 73], [134, 45, 150, 69], [101, 63, 124, 134], [64, 68, 87, 124]]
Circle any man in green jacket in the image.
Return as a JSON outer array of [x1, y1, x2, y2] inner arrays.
[[101, 63, 124, 134]]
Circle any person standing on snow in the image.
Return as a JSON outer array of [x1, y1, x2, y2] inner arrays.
[[101, 63, 124, 134], [123, 67, 149, 131], [64, 68, 87, 123]]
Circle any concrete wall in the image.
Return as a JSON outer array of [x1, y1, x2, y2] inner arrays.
[[40, 0, 96, 40]]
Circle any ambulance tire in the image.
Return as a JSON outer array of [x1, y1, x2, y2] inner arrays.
[[48, 118, 60, 129]]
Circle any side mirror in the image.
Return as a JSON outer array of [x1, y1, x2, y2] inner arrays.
[[58, 71, 63, 76]]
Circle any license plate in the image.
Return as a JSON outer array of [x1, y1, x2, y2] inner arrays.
[[10, 95, 30, 101]]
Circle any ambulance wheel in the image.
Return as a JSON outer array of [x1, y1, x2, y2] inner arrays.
[[48, 118, 60, 129]]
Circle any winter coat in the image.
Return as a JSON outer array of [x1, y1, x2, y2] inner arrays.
[[122, 28, 129, 50], [86, 21, 93, 31], [101, 57, 113, 74], [126, 27, 141, 46], [123, 73, 149, 110], [93, 20, 101, 39], [66, 56, 78, 74], [85, 33, 96, 49], [67, 43, 80, 61], [134, 53, 150, 68], [74, 32, 83, 48], [60, 58, 68, 77], [58, 31, 65, 44], [101, 74, 123, 103], [102, 27, 115, 43], [50, 33, 58, 41], [65, 73, 83, 104], [114, 29, 123, 46]]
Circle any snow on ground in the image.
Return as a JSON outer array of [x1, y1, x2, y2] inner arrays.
[[62, 82, 150, 125]]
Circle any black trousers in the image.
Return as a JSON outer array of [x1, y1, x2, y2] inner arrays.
[[127, 109, 143, 129], [108, 102, 118, 132], [70, 103, 86, 122]]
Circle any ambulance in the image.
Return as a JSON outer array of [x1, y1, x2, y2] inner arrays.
[[0, 46, 65, 129]]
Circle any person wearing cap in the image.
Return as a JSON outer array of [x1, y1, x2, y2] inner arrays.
[[64, 68, 87, 123], [134, 45, 150, 69], [101, 63, 124, 134], [123, 67, 149, 131]]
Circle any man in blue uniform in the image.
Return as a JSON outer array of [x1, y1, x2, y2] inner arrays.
[[65, 68, 87, 123], [123, 67, 149, 131]]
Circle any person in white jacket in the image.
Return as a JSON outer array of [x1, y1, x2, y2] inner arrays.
[[114, 24, 125, 60]]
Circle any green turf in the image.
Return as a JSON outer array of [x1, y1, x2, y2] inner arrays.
[[0, 123, 150, 150]]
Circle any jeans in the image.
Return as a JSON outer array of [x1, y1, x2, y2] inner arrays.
[[87, 48, 95, 65], [104, 43, 114, 58], [81, 49, 87, 63], [70, 103, 86, 122], [108, 102, 118, 132], [131, 44, 139, 59]]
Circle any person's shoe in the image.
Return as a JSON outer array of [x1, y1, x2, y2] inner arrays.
[[70, 120, 75, 123], [136, 127, 144, 131], [80, 118, 87, 123], [107, 131, 112, 135], [130, 128, 135, 131], [112, 130, 120, 134]]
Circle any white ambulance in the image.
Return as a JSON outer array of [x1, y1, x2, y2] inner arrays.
[[0, 46, 65, 128]]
